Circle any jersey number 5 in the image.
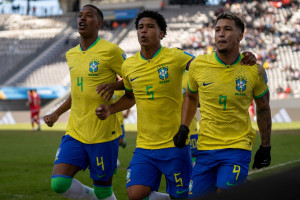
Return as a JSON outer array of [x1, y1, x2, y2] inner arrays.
[[146, 86, 154, 100]]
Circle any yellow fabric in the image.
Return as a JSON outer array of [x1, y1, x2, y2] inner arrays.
[[65, 38, 125, 144], [113, 90, 125, 124], [122, 47, 194, 149], [188, 52, 268, 150], [182, 71, 199, 135]]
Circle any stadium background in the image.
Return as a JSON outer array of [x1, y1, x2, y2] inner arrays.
[[0, 0, 300, 199]]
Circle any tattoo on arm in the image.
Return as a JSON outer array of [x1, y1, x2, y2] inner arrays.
[[255, 91, 271, 147]]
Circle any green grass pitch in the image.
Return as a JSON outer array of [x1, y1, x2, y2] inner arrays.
[[0, 123, 300, 200]]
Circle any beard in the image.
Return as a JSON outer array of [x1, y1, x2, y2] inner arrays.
[[217, 47, 229, 54]]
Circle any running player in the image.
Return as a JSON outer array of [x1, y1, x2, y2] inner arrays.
[[176, 13, 272, 199], [43, 5, 126, 200], [182, 71, 199, 167], [96, 10, 256, 200], [28, 89, 41, 131]]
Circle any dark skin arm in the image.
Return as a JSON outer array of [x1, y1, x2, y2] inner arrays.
[[181, 89, 199, 127], [96, 79, 125, 101], [43, 95, 71, 127], [254, 90, 271, 147], [241, 51, 256, 65], [96, 90, 135, 120]]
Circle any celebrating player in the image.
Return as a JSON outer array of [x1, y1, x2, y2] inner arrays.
[[175, 12, 272, 199], [96, 10, 256, 200], [43, 5, 126, 200]]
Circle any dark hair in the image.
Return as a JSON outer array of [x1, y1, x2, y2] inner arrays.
[[135, 10, 167, 38], [215, 12, 245, 33], [83, 4, 103, 20]]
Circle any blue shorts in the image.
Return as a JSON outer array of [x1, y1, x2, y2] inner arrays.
[[54, 135, 119, 182], [126, 146, 192, 199], [120, 124, 125, 139], [189, 134, 198, 157], [189, 148, 251, 199]]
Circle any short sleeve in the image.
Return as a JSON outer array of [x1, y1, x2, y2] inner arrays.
[[254, 64, 269, 98], [188, 63, 198, 93], [121, 62, 133, 92], [173, 48, 195, 71], [109, 44, 126, 76]]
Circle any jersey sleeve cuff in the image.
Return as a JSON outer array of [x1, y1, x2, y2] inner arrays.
[[254, 87, 268, 98], [188, 82, 198, 93], [124, 86, 133, 92]]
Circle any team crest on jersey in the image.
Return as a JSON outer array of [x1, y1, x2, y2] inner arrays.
[[235, 76, 247, 96], [89, 59, 99, 76], [158, 64, 170, 84]]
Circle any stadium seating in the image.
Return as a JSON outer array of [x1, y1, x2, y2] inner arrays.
[[1, 1, 300, 101]]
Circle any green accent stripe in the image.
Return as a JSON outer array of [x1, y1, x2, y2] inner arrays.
[[124, 86, 133, 92], [254, 87, 269, 98], [79, 36, 100, 51], [140, 46, 162, 60], [188, 82, 197, 93], [214, 52, 241, 67]]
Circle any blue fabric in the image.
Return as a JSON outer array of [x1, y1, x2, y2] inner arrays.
[[126, 146, 192, 199], [54, 135, 119, 181], [189, 148, 251, 199]]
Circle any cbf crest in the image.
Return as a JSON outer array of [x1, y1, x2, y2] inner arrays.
[[235, 76, 247, 96], [89, 59, 99, 76], [157, 64, 170, 84]]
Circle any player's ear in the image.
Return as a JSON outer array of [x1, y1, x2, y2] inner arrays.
[[159, 31, 164, 40], [238, 32, 243, 42], [97, 20, 103, 29]]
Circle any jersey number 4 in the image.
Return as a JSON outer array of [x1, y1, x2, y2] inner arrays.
[[77, 77, 83, 92]]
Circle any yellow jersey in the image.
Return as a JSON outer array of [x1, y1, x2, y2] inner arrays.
[[113, 90, 125, 125], [122, 47, 194, 149], [65, 37, 126, 144], [188, 52, 268, 151], [182, 71, 199, 135]]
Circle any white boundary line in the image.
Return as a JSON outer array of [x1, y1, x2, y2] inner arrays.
[[248, 159, 300, 175]]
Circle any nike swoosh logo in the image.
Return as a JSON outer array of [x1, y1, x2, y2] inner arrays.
[[69, 66, 75, 71], [203, 82, 214, 86], [226, 181, 237, 186], [130, 77, 139, 82], [176, 189, 187, 194], [97, 174, 106, 178]]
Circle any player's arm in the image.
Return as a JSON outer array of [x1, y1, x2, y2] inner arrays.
[[96, 90, 135, 120], [43, 95, 71, 127], [96, 79, 124, 101], [174, 89, 198, 148], [241, 51, 257, 65], [253, 90, 272, 169]]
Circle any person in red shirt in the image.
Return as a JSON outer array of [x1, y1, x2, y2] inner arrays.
[[28, 89, 41, 131]]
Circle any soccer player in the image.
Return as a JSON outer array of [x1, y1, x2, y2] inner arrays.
[[27, 89, 41, 131], [175, 13, 272, 199], [112, 75, 131, 167], [95, 10, 256, 200], [43, 5, 126, 200], [182, 71, 199, 167]]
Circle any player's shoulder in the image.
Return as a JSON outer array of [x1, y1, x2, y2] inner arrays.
[[66, 44, 80, 55]]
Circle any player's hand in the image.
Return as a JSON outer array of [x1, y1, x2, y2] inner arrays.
[[43, 113, 59, 127], [173, 125, 189, 148], [95, 104, 111, 120], [252, 145, 271, 169], [96, 83, 114, 101], [241, 51, 256, 65]]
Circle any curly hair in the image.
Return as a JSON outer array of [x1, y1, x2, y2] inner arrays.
[[135, 10, 167, 38]]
